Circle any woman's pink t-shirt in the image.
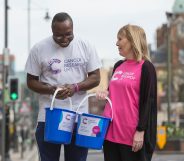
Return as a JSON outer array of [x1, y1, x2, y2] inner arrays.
[[103, 60, 144, 146]]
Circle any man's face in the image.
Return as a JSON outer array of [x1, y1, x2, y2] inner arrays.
[[52, 20, 74, 47]]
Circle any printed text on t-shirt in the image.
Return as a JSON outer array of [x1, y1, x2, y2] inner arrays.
[[64, 58, 85, 71], [111, 70, 135, 81]]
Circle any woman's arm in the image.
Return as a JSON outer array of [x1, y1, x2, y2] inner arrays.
[[137, 61, 157, 131]]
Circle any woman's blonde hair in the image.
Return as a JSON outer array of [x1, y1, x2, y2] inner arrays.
[[118, 24, 150, 61]]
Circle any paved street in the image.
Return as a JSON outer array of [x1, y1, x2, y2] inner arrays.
[[5, 145, 39, 161], [152, 153, 184, 161], [9, 146, 184, 161], [59, 150, 184, 161], [86, 152, 184, 161]]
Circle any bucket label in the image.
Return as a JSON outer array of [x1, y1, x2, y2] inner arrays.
[[58, 111, 76, 132], [78, 116, 103, 137]]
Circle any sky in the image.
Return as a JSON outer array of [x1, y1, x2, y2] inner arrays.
[[0, 0, 175, 71]]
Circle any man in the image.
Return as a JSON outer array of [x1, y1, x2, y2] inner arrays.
[[25, 12, 101, 161]]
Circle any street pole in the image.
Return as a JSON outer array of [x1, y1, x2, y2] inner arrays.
[[27, 0, 50, 53], [167, 28, 171, 124], [4, 0, 8, 48], [28, 0, 31, 53], [1, 0, 9, 161], [12, 101, 18, 153], [1, 0, 8, 161]]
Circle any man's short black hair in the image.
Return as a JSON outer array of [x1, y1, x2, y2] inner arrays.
[[52, 12, 73, 27]]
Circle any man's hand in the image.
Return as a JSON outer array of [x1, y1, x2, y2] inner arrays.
[[64, 84, 75, 97], [132, 131, 144, 152], [55, 84, 75, 99]]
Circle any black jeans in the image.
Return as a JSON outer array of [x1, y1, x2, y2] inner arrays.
[[103, 140, 141, 161], [35, 122, 88, 161]]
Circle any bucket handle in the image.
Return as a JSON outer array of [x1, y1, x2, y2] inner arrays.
[[50, 88, 73, 111], [76, 93, 113, 121]]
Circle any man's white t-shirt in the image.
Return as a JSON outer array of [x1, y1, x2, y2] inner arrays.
[[25, 36, 102, 122]]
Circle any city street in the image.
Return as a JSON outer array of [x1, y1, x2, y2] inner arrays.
[[1, 1, 184, 161], [59, 150, 184, 161], [7, 146, 184, 161], [86, 152, 184, 161]]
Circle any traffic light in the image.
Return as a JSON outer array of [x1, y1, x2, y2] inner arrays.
[[9, 77, 19, 101]]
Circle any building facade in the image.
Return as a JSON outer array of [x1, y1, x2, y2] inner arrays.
[[152, 0, 184, 126]]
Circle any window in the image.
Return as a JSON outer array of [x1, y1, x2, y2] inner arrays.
[[179, 49, 184, 64], [177, 22, 184, 37]]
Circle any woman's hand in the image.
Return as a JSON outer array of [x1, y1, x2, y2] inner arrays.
[[96, 90, 109, 100], [132, 131, 144, 152]]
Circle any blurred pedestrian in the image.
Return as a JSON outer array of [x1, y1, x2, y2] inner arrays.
[[96, 24, 157, 161], [25, 12, 101, 161]]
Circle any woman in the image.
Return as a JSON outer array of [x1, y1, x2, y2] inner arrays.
[[96, 24, 157, 161]]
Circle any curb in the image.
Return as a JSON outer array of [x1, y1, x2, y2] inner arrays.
[[154, 151, 184, 155], [88, 150, 184, 155]]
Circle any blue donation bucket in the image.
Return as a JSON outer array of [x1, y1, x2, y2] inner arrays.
[[75, 93, 113, 150], [44, 88, 76, 144]]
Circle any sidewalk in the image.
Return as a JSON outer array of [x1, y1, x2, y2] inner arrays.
[[9, 145, 38, 161]]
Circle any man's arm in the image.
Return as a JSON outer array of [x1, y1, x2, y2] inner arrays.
[[77, 69, 100, 91], [27, 69, 100, 99], [57, 69, 100, 99], [27, 73, 56, 95]]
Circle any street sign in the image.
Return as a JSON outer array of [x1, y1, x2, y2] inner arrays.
[[157, 125, 167, 149]]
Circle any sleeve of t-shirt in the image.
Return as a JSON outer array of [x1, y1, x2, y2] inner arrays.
[[86, 42, 102, 72], [24, 45, 41, 76]]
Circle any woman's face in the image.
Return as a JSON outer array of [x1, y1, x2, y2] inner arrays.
[[116, 32, 133, 59]]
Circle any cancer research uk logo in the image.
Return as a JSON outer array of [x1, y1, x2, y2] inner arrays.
[[48, 58, 85, 73], [111, 71, 135, 81], [65, 114, 72, 120], [64, 58, 85, 71], [48, 58, 61, 74]]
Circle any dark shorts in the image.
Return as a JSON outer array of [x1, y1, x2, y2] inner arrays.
[[35, 122, 88, 161]]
